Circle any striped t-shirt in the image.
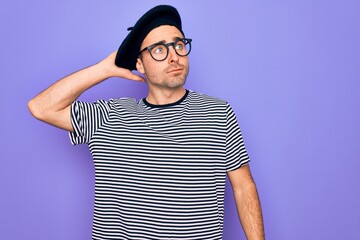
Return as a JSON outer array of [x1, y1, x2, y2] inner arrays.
[[69, 90, 250, 240]]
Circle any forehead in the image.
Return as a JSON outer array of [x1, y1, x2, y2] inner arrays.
[[141, 25, 184, 48]]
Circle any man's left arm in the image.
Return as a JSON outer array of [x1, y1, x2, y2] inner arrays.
[[227, 164, 265, 240]]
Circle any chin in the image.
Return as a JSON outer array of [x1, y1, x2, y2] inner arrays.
[[167, 76, 186, 88]]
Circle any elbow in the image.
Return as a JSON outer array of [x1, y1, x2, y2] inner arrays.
[[233, 179, 258, 198], [28, 98, 45, 121]]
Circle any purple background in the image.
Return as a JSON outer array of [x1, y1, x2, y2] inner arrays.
[[1, 0, 359, 239]]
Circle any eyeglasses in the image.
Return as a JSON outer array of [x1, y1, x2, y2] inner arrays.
[[139, 38, 192, 61]]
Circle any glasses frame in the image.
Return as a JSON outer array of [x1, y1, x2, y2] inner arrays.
[[139, 38, 192, 61]]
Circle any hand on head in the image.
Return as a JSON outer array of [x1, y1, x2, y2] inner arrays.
[[101, 51, 145, 82]]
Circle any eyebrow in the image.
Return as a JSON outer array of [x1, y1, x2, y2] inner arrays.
[[154, 37, 183, 45]]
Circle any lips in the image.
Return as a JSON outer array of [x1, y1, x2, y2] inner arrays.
[[167, 68, 183, 73]]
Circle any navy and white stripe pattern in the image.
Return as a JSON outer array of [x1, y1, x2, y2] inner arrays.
[[70, 90, 250, 239]]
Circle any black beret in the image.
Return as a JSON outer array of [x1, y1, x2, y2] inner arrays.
[[115, 5, 184, 70]]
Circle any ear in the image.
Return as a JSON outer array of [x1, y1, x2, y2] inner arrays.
[[136, 58, 145, 74]]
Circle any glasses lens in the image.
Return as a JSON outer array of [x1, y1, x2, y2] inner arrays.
[[175, 39, 191, 56], [150, 44, 168, 61]]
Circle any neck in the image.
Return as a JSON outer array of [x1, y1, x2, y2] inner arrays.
[[146, 87, 186, 105]]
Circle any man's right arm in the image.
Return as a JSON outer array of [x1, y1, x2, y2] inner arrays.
[[28, 52, 145, 131]]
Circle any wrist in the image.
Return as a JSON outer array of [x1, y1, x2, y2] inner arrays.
[[95, 60, 115, 79]]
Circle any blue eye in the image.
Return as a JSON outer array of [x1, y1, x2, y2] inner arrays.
[[154, 47, 163, 53], [175, 43, 184, 50], [152, 45, 166, 54]]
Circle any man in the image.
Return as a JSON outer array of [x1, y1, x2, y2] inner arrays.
[[28, 5, 264, 240]]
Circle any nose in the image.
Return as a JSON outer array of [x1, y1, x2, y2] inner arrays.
[[167, 45, 179, 63]]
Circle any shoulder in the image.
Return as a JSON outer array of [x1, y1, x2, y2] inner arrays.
[[74, 97, 137, 108], [90, 97, 137, 113], [108, 97, 138, 108], [73, 98, 139, 115], [188, 90, 228, 107]]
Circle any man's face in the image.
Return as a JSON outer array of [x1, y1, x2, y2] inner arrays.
[[136, 25, 189, 90]]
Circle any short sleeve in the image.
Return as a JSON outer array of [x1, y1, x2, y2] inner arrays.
[[225, 103, 250, 171], [69, 100, 111, 145]]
